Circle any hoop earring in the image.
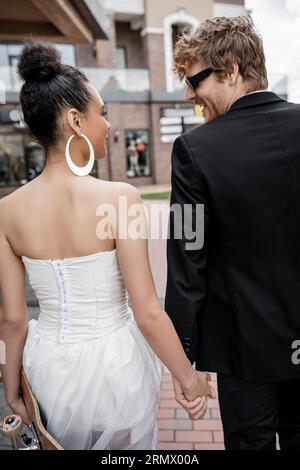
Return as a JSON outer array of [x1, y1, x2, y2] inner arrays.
[[65, 134, 95, 176]]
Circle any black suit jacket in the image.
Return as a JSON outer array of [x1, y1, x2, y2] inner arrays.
[[165, 92, 300, 382]]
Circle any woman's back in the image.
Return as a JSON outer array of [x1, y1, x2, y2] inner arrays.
[[2, 174, 121, 260]]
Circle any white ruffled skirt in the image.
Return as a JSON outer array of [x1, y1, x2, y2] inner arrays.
[[22, 318, 162, 450]]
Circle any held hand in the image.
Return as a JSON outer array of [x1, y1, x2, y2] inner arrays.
[[173, 375, 210, 421], [183, 371, 216, 402], [8, 397, 32, 426]]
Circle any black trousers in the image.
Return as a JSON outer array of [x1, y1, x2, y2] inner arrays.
[[217, 373, 300, 450]]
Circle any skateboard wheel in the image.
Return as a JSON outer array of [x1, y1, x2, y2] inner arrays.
[[0, 414, 24, 438]]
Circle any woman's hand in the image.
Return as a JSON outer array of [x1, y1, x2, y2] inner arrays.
[[8, 396, 32, 426], [173, 375, 209, 420], [172, 370, 216, 420]]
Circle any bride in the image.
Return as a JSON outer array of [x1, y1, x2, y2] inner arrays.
[[0, 41, 215, 450]]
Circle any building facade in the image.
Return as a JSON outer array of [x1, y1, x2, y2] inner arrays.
[[0, 0, 248, 197]]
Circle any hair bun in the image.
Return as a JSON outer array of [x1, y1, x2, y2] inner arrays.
[[18, 41, 62, 82]]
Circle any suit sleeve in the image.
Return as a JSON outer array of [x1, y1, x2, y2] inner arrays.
[[165, 135, 209, 365]]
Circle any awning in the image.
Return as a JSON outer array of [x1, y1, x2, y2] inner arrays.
[[0, 0, 110, 43]]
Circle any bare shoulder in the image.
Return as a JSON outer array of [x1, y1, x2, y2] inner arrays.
[[0, 180, 41, 233], [0, 182, 32, 214], [0, 197, 5, 225], [90, 179, 142, 204], [0, 193, 15, 232], [113, 181, 141, 199], [1, 177, 39, 202], [0, 190, 18, 222]]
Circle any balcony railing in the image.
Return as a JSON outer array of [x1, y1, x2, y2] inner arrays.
[[99, 0, 144, 16], [0, 66, 20, 95], [0, 66, 150, 97], [81, 68, 150, 94]]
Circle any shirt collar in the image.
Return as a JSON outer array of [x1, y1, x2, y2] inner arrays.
[[228, 91, 285, 113]]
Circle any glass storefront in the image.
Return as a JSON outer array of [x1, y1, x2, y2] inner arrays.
[[0, 41, 100, 189], [0, 134, 38, 186], [0, 132, 98, 187], [125, 130, 151, 178]]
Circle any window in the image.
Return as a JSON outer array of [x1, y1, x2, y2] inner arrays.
[[164, 11, 199, 92], [0, 134, 46, 186], [55, 44, 76, 66], [0, 42, 76, 66], [172, 23, 190, 53], [0, 133, 98, 186], [0, 44, 7, 66], [116, 46, 128, 69], [90, 161, 98, 178], [0, 134, 26, 186], [125, 130, 151, 178], [24, 140, 46, 181]]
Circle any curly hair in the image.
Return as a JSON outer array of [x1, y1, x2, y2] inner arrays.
[[173, 16, 268, 92], [18, 40, 92, 151]]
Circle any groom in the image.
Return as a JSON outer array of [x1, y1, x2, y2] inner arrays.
[[165, 16, 300, 450]]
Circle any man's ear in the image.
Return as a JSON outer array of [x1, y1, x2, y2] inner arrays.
[[228, 62, 240, 84], [66, 108, 82, 138]]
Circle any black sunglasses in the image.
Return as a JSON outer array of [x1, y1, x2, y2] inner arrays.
[[185, 67, 214, 91]]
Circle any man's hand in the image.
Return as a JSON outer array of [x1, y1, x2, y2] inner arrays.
[[183, 371, 216, 402], [172, 374, 215, 420]]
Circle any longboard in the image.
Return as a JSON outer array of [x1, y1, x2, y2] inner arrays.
[[0, 368, 63, 450]]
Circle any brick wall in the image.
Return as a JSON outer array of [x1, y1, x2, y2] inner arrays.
[[149, 103, 172, 185], [95, 14, 117, 68], [99, 101, 192, 186], [105, 102, 153, 186], [142, 33, 166, 92], [75, 43, 98, 67], [115, 22, 145, 69]]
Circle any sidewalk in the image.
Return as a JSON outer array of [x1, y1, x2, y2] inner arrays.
[[158, 371, 223, 450]]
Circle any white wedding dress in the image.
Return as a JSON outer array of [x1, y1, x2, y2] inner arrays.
[[21, 248, 163, 450]]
